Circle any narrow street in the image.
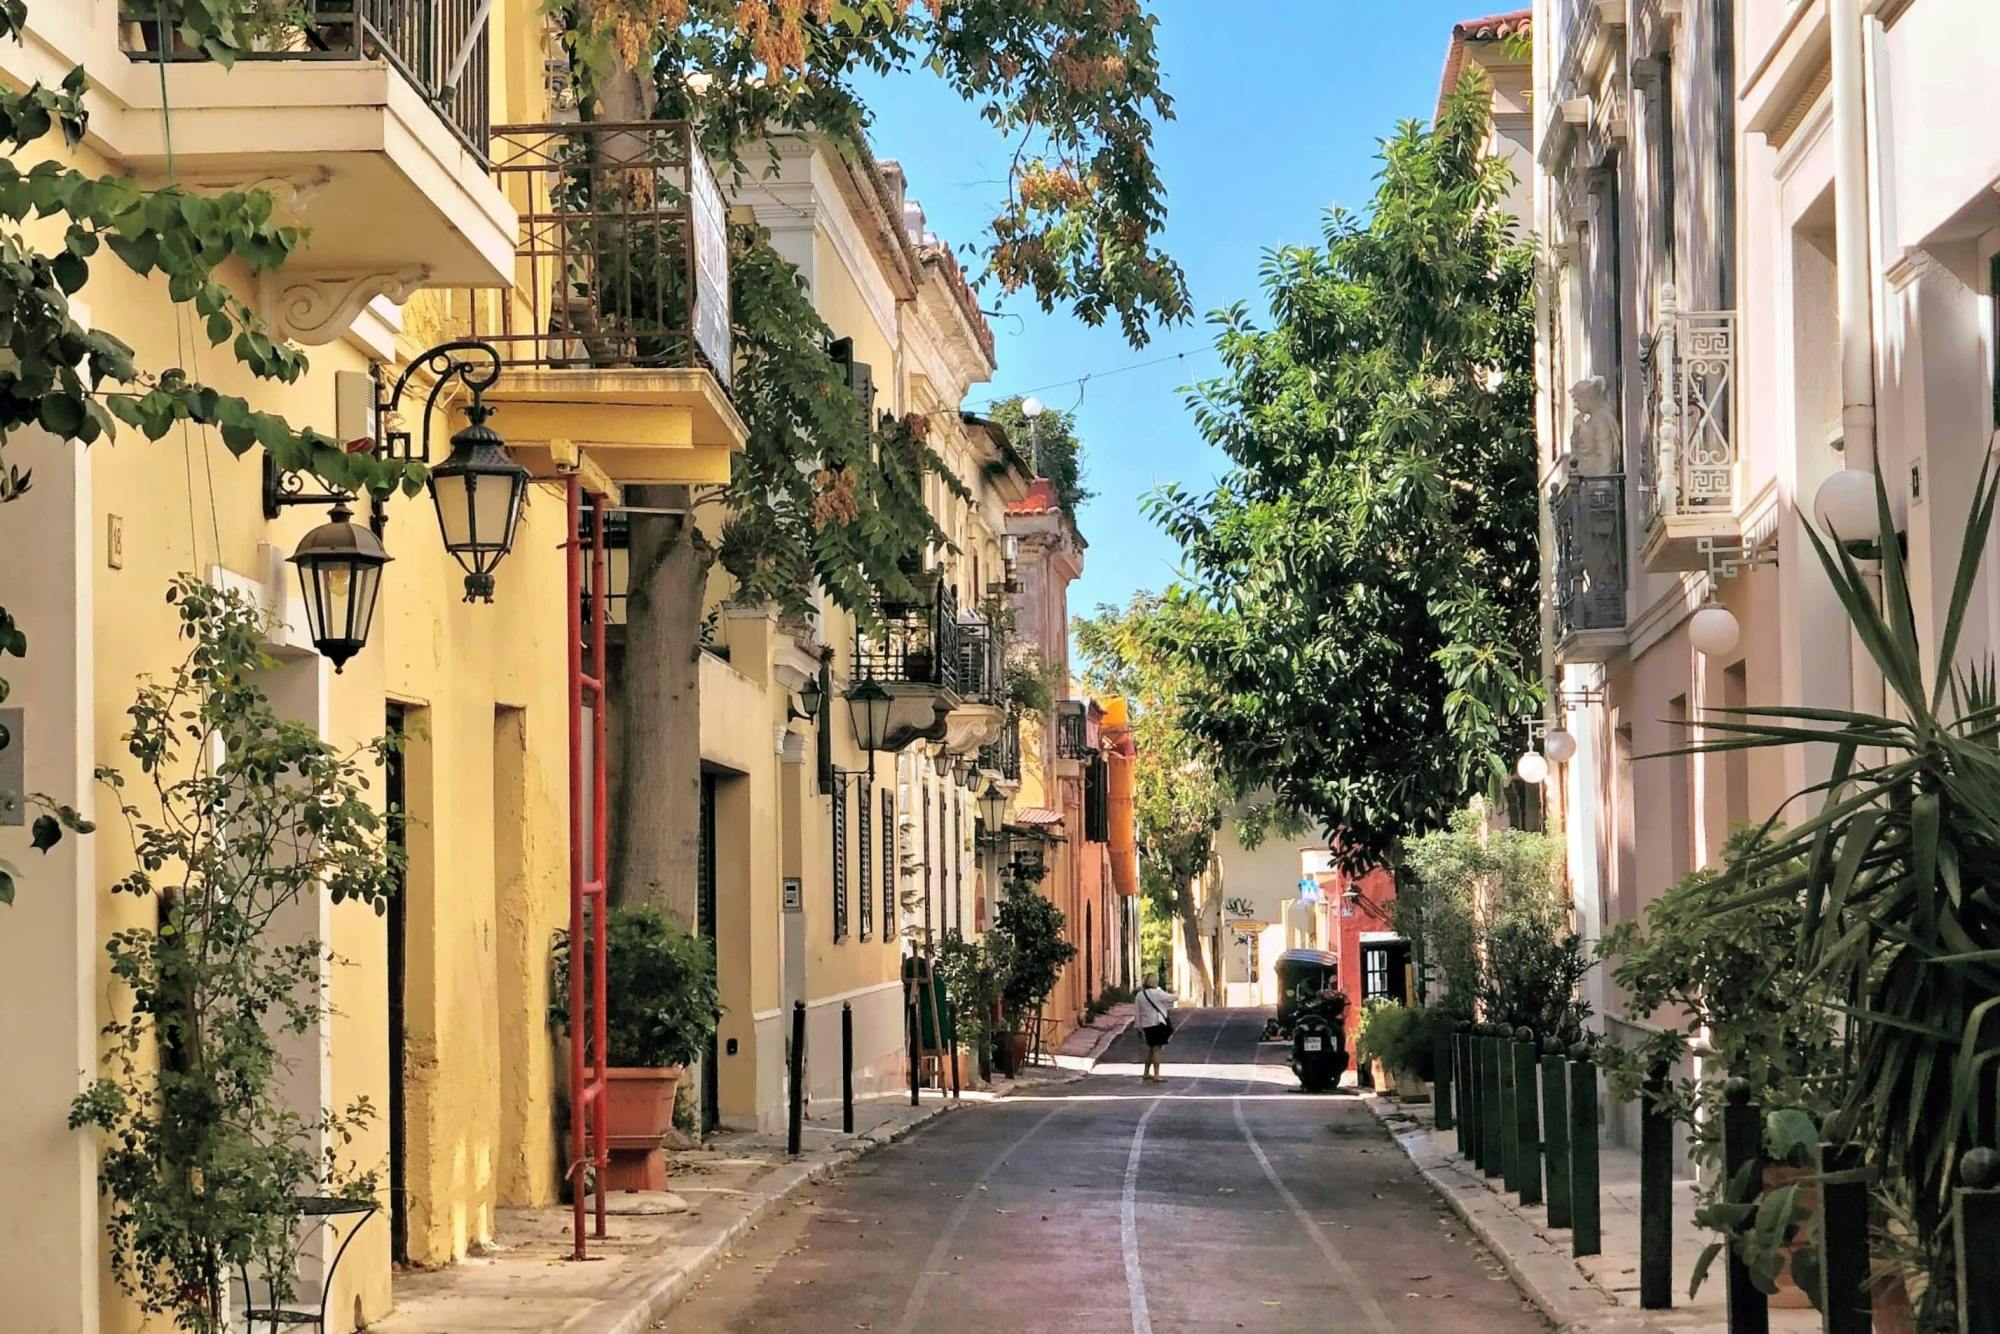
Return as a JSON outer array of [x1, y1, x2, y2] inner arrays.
[[669, 1008, 1547, 1333]]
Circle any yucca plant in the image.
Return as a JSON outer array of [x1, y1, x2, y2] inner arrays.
[[1691, 459, 2000, 1296]]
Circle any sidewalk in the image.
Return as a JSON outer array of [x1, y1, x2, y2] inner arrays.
[[372, 1038, 1112, 1334], [1051, 1001, 1134, 1069], [1370, 1098, 1819, 1334]]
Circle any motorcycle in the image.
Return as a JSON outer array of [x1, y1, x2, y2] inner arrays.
[[1289, 987, 1351, 1093]]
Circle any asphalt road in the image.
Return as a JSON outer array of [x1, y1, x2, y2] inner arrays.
[[667, 1007, 1548, 1333]]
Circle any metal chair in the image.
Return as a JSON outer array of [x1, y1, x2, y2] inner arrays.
[[235, 1196, 378, 1333]]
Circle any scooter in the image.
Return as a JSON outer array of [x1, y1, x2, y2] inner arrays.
[[1290, 988, 1351, 1093]]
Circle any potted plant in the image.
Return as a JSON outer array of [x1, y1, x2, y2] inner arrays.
[[551, 906, 720, 1192], [990, 881, 1075, 1071]]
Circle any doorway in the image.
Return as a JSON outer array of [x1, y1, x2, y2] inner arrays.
[[1084, 903, 1093, 1005], [384, 704, 409, 1264], [697, 771, 719, 1136]]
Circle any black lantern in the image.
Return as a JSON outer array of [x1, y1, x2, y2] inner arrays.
[[931, 746, 952, 779], [799, 671, 824, 722], [978, 779, 1008, 830], [427, 400, 529, 603], [290, 501, 392, 673], [847, 680, 895, 753]]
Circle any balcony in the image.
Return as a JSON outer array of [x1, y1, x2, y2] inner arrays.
[[110, 1, 515, 340], [1551, 466, 1627, 662], [938, 608, 1007, 754], [977, 719, 1021, 788], [475, 120, 747, 489], [1639, 290, 1741, 569], [853, 576, 962, 751], [1055, 700, 1092, 761]]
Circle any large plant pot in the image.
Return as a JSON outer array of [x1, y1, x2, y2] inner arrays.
[[600, 1065, 683, 1193], [1007, 1030, 1031, 1074], [1761, 1164, 1816, 1309], [1369, 1059, 1397, 1095]]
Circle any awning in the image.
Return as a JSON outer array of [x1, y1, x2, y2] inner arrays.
[[1012, 807, 1064, 827]]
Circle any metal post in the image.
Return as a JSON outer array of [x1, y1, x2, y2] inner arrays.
[[1569, 1044, 1601, 1257], [1481, 1031, 1506, 1178], [1720, 1079, 1768, 1333], [908, 978, 921, 1106], [1454, 1027, 1473, 1158], [1434, 1028, 1455, 1131], [841, 1002, 855, 1134], [787, 1000, 806, 1157], [1639, 1060, 1673, 1309], [1956, 1148, 1999, 1334], [1498, 1033, 1520, 1190], [1542, 1038, 1570, 1227], [1818, 1142, 1871, 1334], [1513, 1028, 1542, 1207]]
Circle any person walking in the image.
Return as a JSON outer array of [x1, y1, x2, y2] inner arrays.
[[1136, 972, 1177, 1083]]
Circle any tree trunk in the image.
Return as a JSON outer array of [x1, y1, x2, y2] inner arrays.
[[1172, 876, 1216, 1005], [611, 486, 705, 926]]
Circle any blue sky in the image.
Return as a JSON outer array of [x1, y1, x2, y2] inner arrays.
[[856, 1, 1489, 621]]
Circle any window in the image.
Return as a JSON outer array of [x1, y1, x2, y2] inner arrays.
[[952, 793, 963, 934], [832, 780, 849, 942], [881, 787, 896, 946], [858, 777, 873, 939]]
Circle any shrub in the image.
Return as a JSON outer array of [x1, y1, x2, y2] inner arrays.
[[1354, 1001, 1451, 1082], [551, 906, 721, 1069], [990, 882, 1076, 1025]]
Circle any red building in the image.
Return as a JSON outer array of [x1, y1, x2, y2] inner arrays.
[[1319, 864, 1411, 1044]]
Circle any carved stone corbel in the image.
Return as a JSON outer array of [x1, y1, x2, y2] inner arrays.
[[258, 267, 431, 346]]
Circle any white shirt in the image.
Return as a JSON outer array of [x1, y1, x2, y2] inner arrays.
[[1136, 987, 1177, 1027]]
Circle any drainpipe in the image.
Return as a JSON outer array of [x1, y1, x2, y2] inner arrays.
[[1830, 0, 1888, 723]]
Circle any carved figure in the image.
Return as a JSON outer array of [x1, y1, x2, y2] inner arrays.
[[1568, 376, 1622, 476]]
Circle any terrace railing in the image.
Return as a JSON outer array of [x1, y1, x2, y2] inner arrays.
[[1551, 467, 1627, 640], [854, 578, 961, 696]]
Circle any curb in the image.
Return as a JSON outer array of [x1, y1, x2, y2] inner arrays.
[[582, 1100, 954, 1334], [1364, 1097, 1635, 1334]]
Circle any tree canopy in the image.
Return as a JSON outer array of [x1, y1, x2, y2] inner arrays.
[[987, 394, 1090, 517], [1147, 81, 1539, 871]]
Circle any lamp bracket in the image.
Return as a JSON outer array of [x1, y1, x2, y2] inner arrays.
[[261, 452, 388, 536], [1699, 534, 1777, 590], [1553, 684, 1605, 710]]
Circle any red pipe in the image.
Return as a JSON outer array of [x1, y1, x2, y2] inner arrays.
[[565, 476, 587, 1258], [589, 495, 609, 1239]]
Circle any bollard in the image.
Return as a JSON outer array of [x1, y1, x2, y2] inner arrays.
[[1818, 1142, 1871, 1334], [1720, 1079, 1768, 1334], [1434, 1027, 1455, 1131], [841, 1001, 855, 1134], [788, 999, 806, 1157], [908, 985, 921, 1107], [1957, 1147, 2000, 1334], [1541, 1038, 1571, 1228], [1464, 1032, 1480, 1160], [1639, 1059, 1673, 1309], [1512, 1028, 1542, 1207], [1482, 1031, 1506, 1178], [1569, 1043, 1601, 1257], [1498, 1031, 1521, 1191]]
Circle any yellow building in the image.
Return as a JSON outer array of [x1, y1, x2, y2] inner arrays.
[[0, 3, 745, 1329]]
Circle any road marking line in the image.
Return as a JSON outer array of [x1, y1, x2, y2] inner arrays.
[[1232, 1095, 1396, 1334], [892, 1105, 1065, 1334]]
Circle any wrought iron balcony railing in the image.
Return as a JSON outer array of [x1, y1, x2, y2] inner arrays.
[[478, 120, 733, 383], [1055, 700, 1091, 760], [955, 612, 1006, 707], [854, 578, 960, 695], [119, 1, 492, 163], [1641, 289, 1738, 531], [1552, 468, 1627, 642], [978, 718, 1021, 784]]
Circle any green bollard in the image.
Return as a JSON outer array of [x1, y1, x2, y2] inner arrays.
[[1453, 1028, 1472, 1157], [1541, 1038, 1571, 1229], [1568, 1043, 1601, 1257], [1955, 1148, 2000, 1334], [1512, 1028, 1542, 1207], [1481, 1031, 1505, 1179], [1497, 1032, 1519, 1189], [1434, 1028, 1455, 1132]]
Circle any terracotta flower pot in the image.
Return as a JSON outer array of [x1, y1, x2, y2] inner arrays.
[[599, 1065, 682, 1193], [1761, 1164, 1816, 1309]]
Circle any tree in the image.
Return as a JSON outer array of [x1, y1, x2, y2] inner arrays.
[[1075, 592, 1235, 1004], [556, 0, 1189, 922], [0, 2, 417, 896], [988, 395, 1091, 517], [1147, 79, 1539, 873]]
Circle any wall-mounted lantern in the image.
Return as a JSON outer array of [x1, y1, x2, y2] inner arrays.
[[289, 501, 391, 673]]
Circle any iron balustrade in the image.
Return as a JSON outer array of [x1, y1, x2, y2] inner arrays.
[[977, 719, 1021, 784], [1642, 290, 1738, 528], [854, 578, 961, 695], [118, 1, 492, 163], [1551, 468, 1627, 638], [955, 612, 1006, 706], [1055, 700, 1091, 760], [479, 120, 733, 383]]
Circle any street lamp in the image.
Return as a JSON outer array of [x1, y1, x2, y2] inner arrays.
[[847, 680, 895, 755], [1813, 467, 1884, 543], [1543, 727, 1578, 765], [1020, 395, 1045, 475], [1515, 749, 1550, 786], [978, 778, 1008, 831], [931, 746, 953, 779], [798, 671, 824, 721], [1688, 603, 1742, 658], [427, 399, 530, 604], [289, 501, 391, 673]]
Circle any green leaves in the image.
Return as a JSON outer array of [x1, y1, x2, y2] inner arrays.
[[1148, 81, 1538, 869]]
